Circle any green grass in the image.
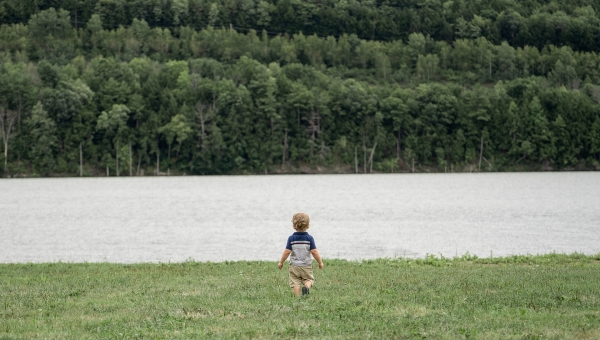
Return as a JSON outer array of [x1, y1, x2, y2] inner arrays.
[[1, 253, 599, 339]]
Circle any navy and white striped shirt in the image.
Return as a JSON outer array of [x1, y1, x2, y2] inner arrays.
[[285, 232, 316, 266]]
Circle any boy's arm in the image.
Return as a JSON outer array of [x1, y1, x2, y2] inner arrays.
[[310, 249, 324, 269], [278, 249, 291, 269]]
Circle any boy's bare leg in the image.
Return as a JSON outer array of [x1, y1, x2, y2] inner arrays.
[[293, 286, 301, 296], [304, 281, 313, 290]]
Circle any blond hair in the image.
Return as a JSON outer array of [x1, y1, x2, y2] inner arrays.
[[292, 213, 310, 231]]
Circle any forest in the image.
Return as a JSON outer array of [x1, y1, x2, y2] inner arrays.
[[1, 0, 600, 176]]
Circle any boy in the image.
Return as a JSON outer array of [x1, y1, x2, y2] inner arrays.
[[278, 212, 324, 296]]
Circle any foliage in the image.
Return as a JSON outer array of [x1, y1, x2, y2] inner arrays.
[[1, 5, 600, 176]]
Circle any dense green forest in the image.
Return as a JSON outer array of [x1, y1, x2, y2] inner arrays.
[[1, 1, 600, 176]]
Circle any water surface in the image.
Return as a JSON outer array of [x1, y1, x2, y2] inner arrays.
[[1, 173, 599, 263]]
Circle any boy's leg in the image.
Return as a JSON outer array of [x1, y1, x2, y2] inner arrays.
[[302, 266, 315, 293], [289, 266, 303, 296]]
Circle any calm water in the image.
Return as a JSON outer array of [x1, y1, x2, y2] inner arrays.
[[1, 173, 599, 263]]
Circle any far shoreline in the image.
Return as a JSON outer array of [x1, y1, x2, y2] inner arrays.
[[2, 162, 599, 178]]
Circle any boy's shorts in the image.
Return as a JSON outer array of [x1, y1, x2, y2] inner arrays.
[[288, 265, 315, 287]]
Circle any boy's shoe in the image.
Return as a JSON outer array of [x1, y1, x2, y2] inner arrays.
[[302, 286, 309, 295]]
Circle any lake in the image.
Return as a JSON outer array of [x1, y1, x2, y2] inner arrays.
[[1, 172, 599, 263]]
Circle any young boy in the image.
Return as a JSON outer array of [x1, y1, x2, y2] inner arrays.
[[278, 212, 324, 296]]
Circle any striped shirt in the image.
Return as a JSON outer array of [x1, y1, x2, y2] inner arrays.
[[285, 232, 317, 266]]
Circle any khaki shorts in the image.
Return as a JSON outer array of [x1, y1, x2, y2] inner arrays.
[[288, 265, 315, 287]]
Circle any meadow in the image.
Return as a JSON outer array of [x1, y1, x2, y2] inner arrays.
[[1, 254, 599, 339]]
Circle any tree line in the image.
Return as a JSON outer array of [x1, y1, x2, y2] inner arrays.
[[2, 0, 600, 53], [3, 7, 600, 85], [0, 7, 599, 176]]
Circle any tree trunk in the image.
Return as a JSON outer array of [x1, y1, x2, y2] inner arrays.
[[167, 143, 171, 176], [397, 129, 402, 159], [116, 140, 120, 177], [175, 141, 182, 158], [363, 143, 366, 174], [196, 102, 209, 149], [0, 107, 18, 173], [368, 141, 378, 174], [137, 152, 142, 176], [281, 129, 288, 170], [79, 142, 83, 177], [129, 141, 133, 177], [354, 146, 358, 174], [156, 147, 160, 176], [3, 140, 7, 173], [482, 156, 493, 171], [478, 133, 484, 172]]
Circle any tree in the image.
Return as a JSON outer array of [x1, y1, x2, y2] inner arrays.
[[2, 62, 35, 132], [159, 113, 192, 174], [37, 61, 60, 88], [381, 94, 409, 159], [171, 0, 189, 26], [455, 17, 481, 39], [208, 3, 220, 27], [330, 79, 380, 172], [0, 61, 35, 173], [465, 85, 491, 171], [552, 114, 576, 167], [549, 60, 579, 89], [27, 7, 74, 61], [498, 10, 522, 44], [506, 100, 521, 157], [147, 28, 173, 58], [591, 117, 600, 163], [28, 8, 73, 42], [43, 78, 94, 169], [416, 54, 439, 82], [374, 51, 391, 79], [256, 1, 272, 27], [26, 102, 58, 174], [451, 129, 466, 166], [496, 42, 517, 80], [96, 104, 130, 176], [524, 96, 555, 162], [85, 13, 104, 53], [407, 33, 427, 67], [412, 83, 458, 165], [0, 104, 18, 173]]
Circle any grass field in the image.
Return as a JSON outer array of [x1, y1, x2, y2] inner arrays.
[[1, 254, 599, 339]]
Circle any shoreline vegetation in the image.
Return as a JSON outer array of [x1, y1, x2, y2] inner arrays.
[[3, 161, 599, 178], [2, 253, 599, 338]]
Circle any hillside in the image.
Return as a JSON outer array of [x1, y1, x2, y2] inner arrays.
[[0, 1, 599, 176]]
